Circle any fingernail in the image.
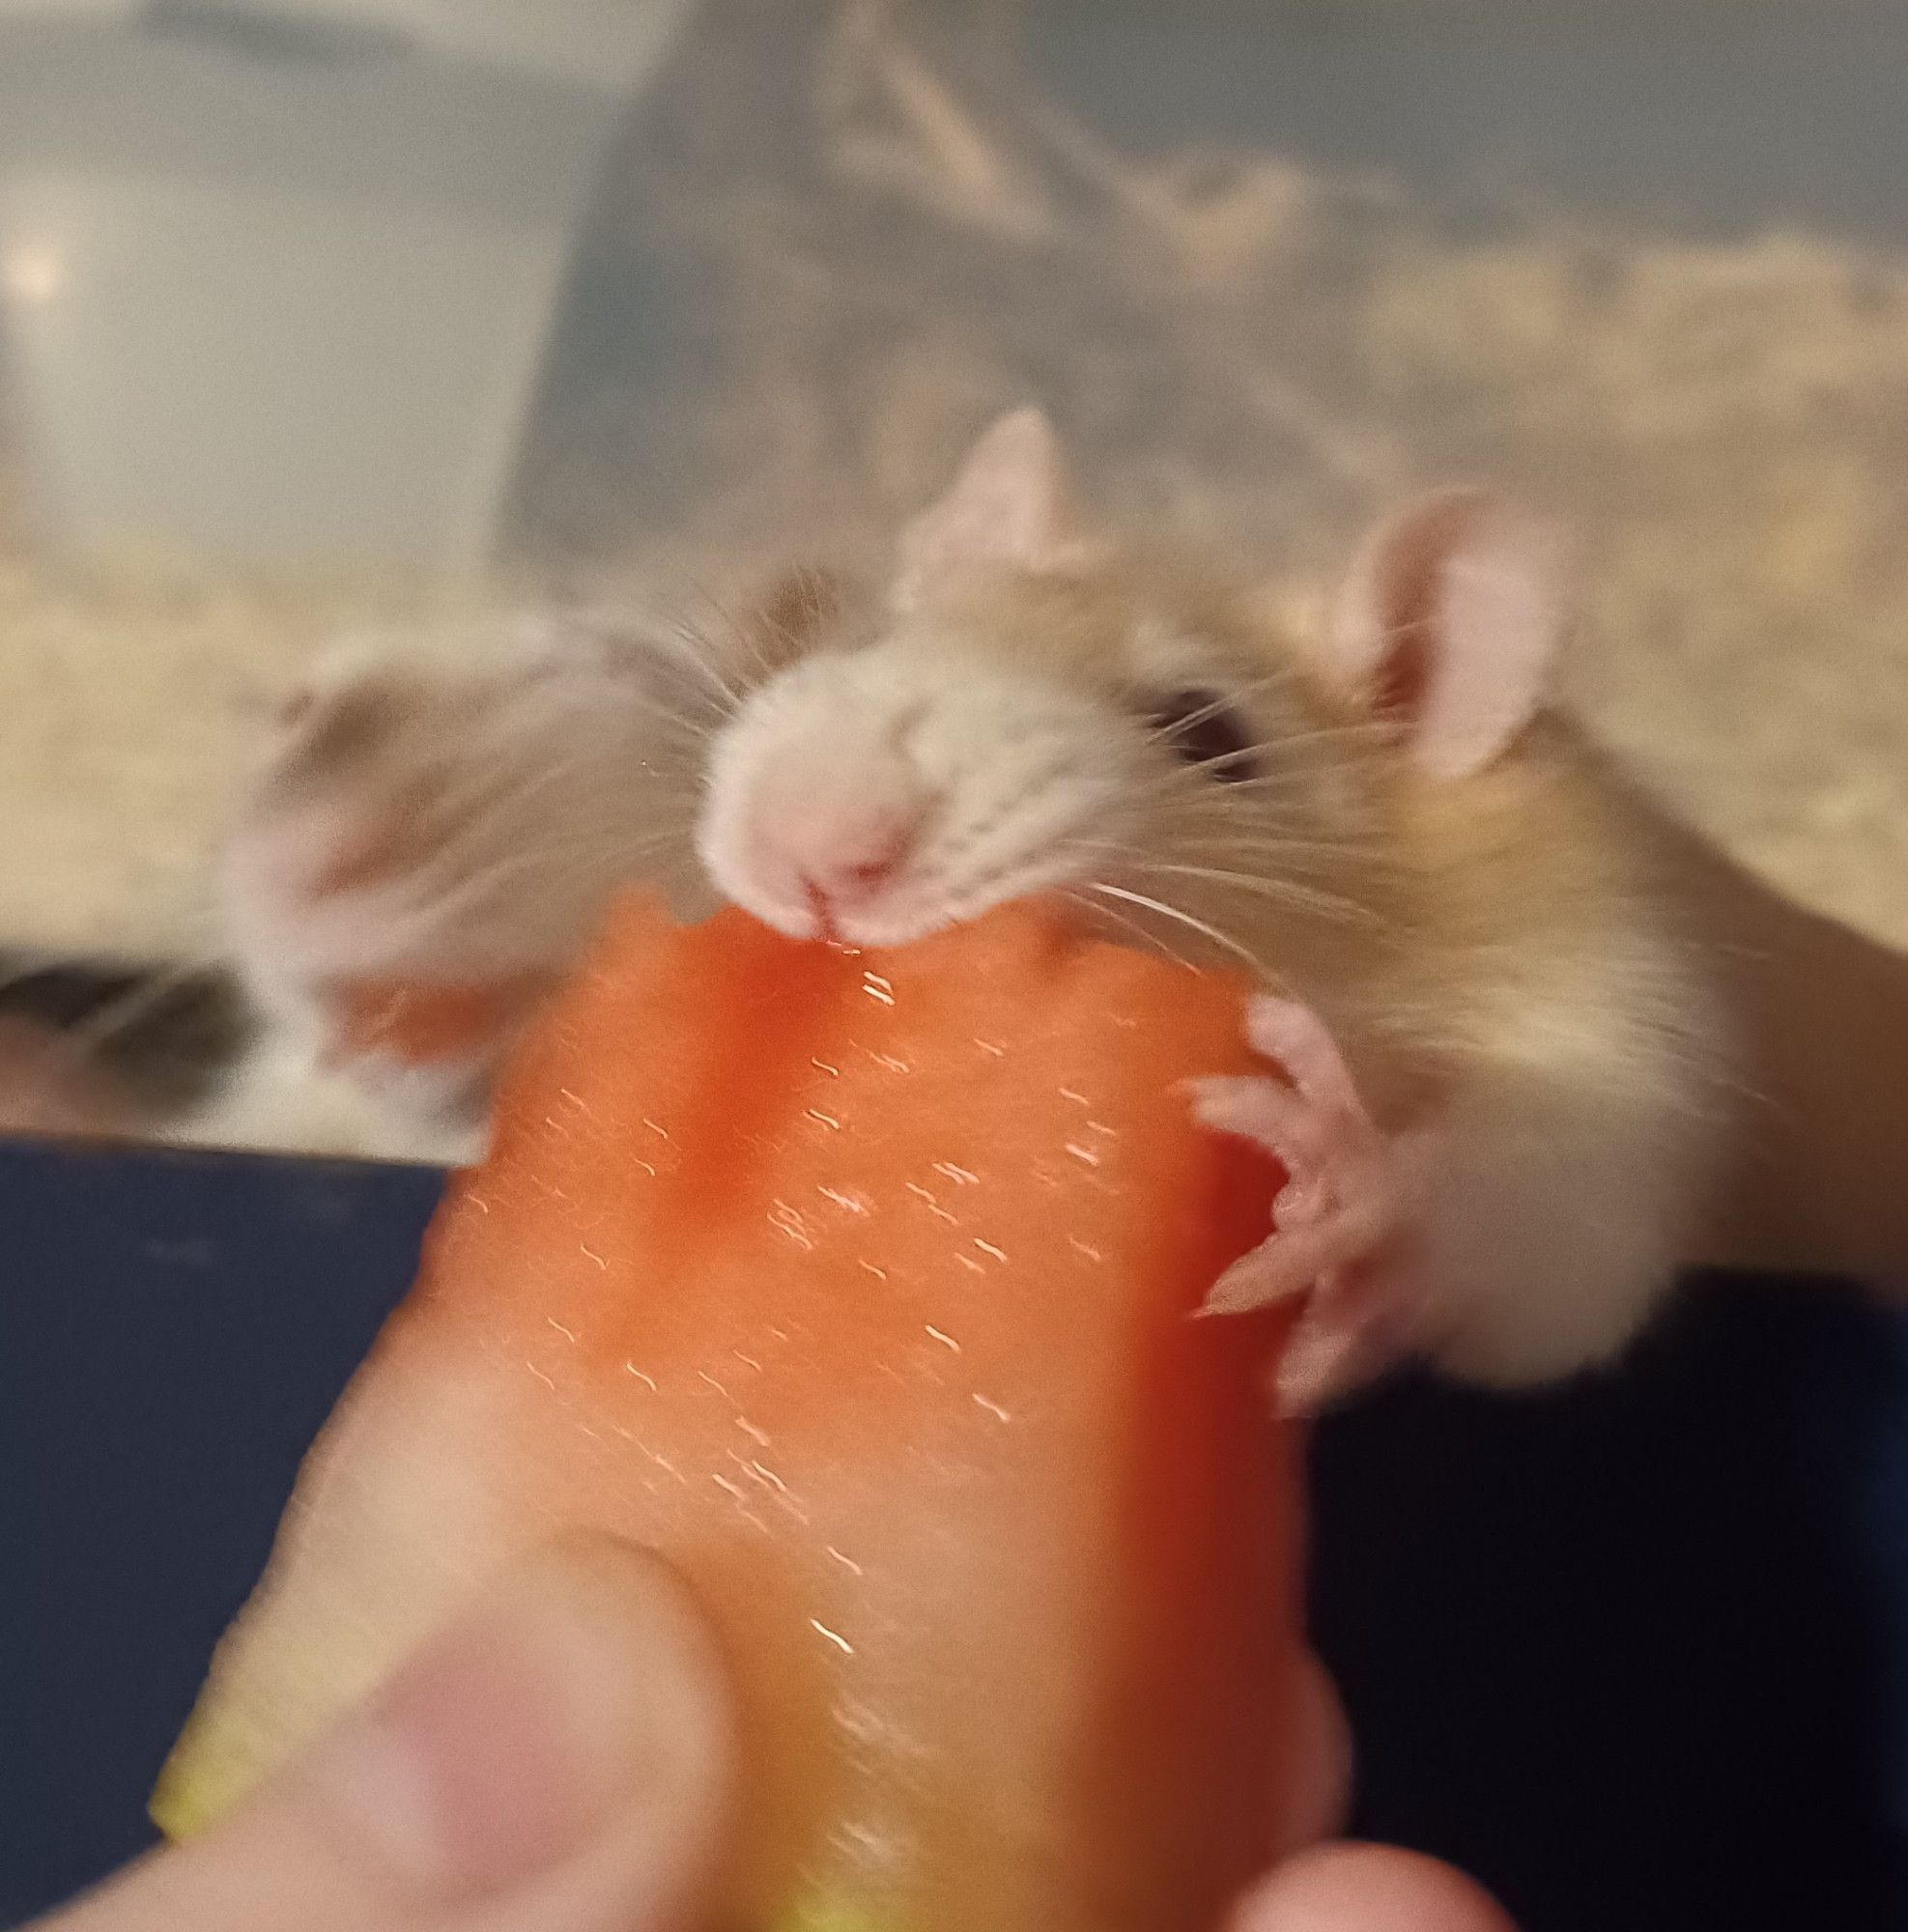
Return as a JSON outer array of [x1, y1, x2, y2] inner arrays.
[[304, 1538, 727, 1901]]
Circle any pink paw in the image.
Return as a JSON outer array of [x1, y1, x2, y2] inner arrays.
[[1191, 996, 1414, 1413]]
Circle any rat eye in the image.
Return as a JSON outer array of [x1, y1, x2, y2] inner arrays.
[[1144, 688, 1258, 782]]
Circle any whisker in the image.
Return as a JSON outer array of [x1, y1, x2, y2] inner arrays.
[[1174, 830, 1404, 874], [384, 821, 695, 928], [679, 584, 777, 690], [1072, 826, 1398, 877], [530, 672, 723, 755], [1059, 888, 1199, 973], [1137, 669, 1295, 744], [48, 952, 241, 1063], [421, 752, 625, 842], [1081, 882, 1267, 976], [397, 722, 706, 883], [1127, 762, 1356, 810], [659, 612, 745, 712], [1118, 859, 1383, 928], [576, 610, 736, 724], [1140, 725, 1397, 784], [1156, 743, 1264, 783]]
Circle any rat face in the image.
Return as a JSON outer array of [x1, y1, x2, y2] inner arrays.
[[699, 631, 1129, 946], [698, 412, 1570, 971], [697, 557, 1380, 961], [696, 410, 1397, 965], [210, 410, 1568, 1159]]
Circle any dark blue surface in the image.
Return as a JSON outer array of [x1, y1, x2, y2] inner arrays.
[[1312, 1279, 1908, 1932], [2, 1139, 443, 1918], [5, 1136, 1906, 1928]]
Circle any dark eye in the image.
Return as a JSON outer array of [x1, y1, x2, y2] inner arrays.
[[1144, 688, 1258, 782]]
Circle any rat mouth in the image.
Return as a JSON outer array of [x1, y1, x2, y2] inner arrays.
[[715, 865, 1046, 950], [698, 741, 1132, 950], [788, 852, 1102, 951]]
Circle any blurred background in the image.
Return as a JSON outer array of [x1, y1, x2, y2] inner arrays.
[[0, 0, 1902, 973], [8, 13, 1908, 1924]]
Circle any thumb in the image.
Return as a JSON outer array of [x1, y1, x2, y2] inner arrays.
[[52, 1539, 734, 1932]]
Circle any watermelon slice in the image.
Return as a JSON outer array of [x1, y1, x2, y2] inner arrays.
[[154, 895, 1306, 1932]]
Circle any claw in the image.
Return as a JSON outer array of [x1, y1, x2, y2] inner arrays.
[[1190, 1074, 1334, 1178], [1271, 1292, 1403, 1416], [1200, 1223, 1371, 1316], [1193, 994, 1410, 1407], [1244, 996, 1365, 1110]]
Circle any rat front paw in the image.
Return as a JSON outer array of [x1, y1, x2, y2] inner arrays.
[[1191, 996, 1416, 1412], [227, 628, 642, 1026], [1191, 997, 1395, 1311]]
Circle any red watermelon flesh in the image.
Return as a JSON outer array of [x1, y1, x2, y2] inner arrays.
[[154, 894, 1305, 1932]]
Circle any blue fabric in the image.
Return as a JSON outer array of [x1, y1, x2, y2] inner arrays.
[[4, 1138, 1905, 1928], [1310, 1277, 1908, 1931]]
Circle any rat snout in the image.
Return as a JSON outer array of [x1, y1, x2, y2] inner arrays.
[[723, 734, 928, 936], [700, 638, 1128, 944]]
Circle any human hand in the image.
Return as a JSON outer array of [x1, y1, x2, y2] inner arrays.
[[33, 1540, 732, 1932], [1233, 1844, 1518, 1932], [1234, 1652, 1518, 1932], [27, 1538, 1513, 1932]]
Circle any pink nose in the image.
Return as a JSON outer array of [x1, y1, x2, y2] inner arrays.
[[746, 745, 925, 920]]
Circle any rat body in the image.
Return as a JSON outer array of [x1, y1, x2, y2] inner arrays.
[[694, 414, 1731, 1403], [3, 413, 1744, 1404]]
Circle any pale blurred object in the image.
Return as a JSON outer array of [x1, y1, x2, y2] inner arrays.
[[0, 0, 697, 569]]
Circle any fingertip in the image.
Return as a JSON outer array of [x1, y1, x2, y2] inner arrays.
[[68, 1540, 735, 1932], [305, 1534, 734, 1903], [1233, 1844, 1519, 1932], [534, 1532, 739, 1825], [1269, 1652, 1353, 1861]]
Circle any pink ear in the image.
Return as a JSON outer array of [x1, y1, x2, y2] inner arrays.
[[1328, 490, 1571, 779], [894, 408, 1081, 611]]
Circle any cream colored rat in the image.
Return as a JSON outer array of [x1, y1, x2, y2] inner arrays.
[[214, 411, 1733, 1406], [6, 413, 1756, 1406], [691, 411, 1731, 1407]]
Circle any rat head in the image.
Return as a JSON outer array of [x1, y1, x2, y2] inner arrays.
[[698, 410, 1573, 969]]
